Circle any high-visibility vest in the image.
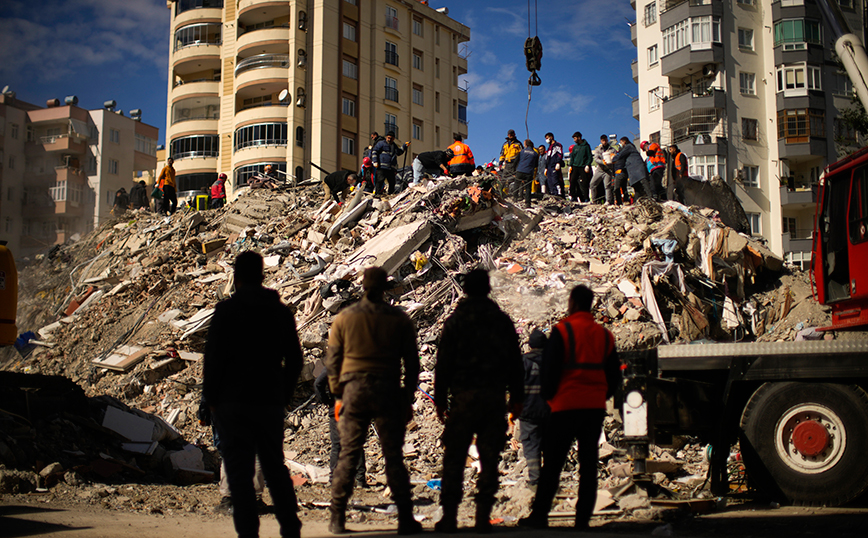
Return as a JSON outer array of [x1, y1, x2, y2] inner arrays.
[[448, 141, 474, 166], [547, 312, 615, 412]]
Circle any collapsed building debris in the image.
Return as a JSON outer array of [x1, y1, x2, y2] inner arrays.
[[0, 176, 839, 527]]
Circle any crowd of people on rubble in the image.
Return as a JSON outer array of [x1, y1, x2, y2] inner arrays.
[[201, 250, 619, 537]]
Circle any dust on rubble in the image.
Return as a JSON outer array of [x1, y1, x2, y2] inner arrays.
[[1, 176, 863, 529]]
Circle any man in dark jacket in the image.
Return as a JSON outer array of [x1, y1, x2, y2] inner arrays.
[[325, 267, 421, 535], [314, 369, 366, 486], [370, 131, 407, 195], [515, 140, 540, 206], [543, 132, 565, 198], [614, 137, 653, 203], [568, 132, 593, 203], [412, 149, 452, 184], [520, 285, 620, 531], [322, 171, 358, 204], [203, 251, 303, 538], [518, 329, 548, 487], [129, 181, 150, 210], [112, 188, 129, 217], [434, 269, 525, 534]]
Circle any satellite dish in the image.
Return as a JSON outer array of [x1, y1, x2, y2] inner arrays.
[[1, 85, 8, 94], [278, 89, 289, 102]]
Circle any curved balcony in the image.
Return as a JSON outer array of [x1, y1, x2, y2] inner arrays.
[[238, 0, 290, 18], [233, 144, 289, 163], [236, 26, 291, 57], [173, 156, 219, 176], [235, 71, 290, 97], [174, 22, 222, 52], [172, 79, 220, 100], [235, 54, 290, 77], [172, 45, 221, 76], [233, 102, 290, 125], [171, 95, 220, 126], [170, 134, 220, 162], [173, 7, 223, 31]]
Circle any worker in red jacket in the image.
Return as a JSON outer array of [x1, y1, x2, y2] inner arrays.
[[211, 173, 227, 209], [520, 285, 620, 530]]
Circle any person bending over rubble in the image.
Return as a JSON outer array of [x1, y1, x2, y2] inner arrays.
[[203, 251, 304, 538], [314, 368, 367, 488], [322, 170, 358, 205], [434, 269, 525, 534], [519, 285, 620, 531], [325, 266, 422, 535]]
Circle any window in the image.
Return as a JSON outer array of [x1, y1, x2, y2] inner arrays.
[[737, 0, 755, 5], [747, 213, 761, 235], [435, 25, 440, 45], [413, 51, 423, 70], [833, 72, 854, 96], [10, 123, 18, 139], [742, 118, 759, 141], [783, 217, 797, 235], [170, 134, 220, 159], [342, 97, 356, 117], [435, 125, 440, 146], [777, 109, 826, 142], [412, 85, 423, 105], [172, 96, 221, 124], [343, 22, 356, 41], [174, 22, 221, 51], [88, 156, 97, 173], [643, 2, 657, 26], [26, 125, 33, 142], [386, 6, 398, 30], [776, 64, 822, 95], [241, 95, 273, 110], [648, 44, 658, 65], [345, 0, 357, 5], [385, 41, 398, 66], [435, 58, 440, 78], [835, 118, 858, 144], [435, 91, 440, 112], [342, 135, 355, 155], [413, 120, 423, 141], [234, 162, 286, 187], [662, 19, 688, 55], [688, 155, 726, 181], [385, 77, 398, 102], [413, 18, 423, 36], [742, 165, 759, 187], [649, 88, 662, 111], [343, 59, 358, 79], [849, 166, 868, 244], [740, 72, 756, 95], [738, 28, 754, 50], [690, 16, 721, 49], [233, 123, 289, 151], [110, 128, 120, 144], [109, 159, 119, 175], [8, 156, 14, 170], [839, 0, 854, 10], [458, 103, 467, 125], [296, 126, 304, 147], [774, 19, 821, 50], [385, 113, 398, 138], [135, 133, 157, 155]]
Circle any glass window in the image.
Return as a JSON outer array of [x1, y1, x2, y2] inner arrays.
[[742, 118, 758, 141], [386, 6, 398, 30], [172, 96, 220, 124], [413, 122, 423, 141], [413, 18, 423, 36], [413, 52, 423, 70], [109, 159, 119, 175], [342, 136, 356, 155], [385, 77, 398, 102], [740, 72, 756, 95], [648, 44, 658, 65], [342, 97, 356, 117], [343, 59, 358, 79], [110, 129, 120, 144], [833, 72, 854, 96], [691, 16, 720, 45], [688, 155, 726, 181], [233, 162, 286, 187], [435, 58, 440, 78], [175, 0, 223, 17], [662, 19, 688, 55], [777, 109, 825, 141], [776, 64, 822, 93], [343, 22, 356, 41], [174, 22, 221, 51], [344, 0, 357, 5], [458, 103, 467, 124], [385, 113, 398, 138], [385, 42, 398, 66], [135, 133, 157, 156], [412, 87, 423, 105], [11, 123, 19, 139], [743, 165, 759, 187], [296, 126, 304, 147], [774, 19, 821, 49], [643, 2, 656, 26], [233, 123, 288, 152], [649, 88, 662, 111], [738, 28, 754, 50], [169, 134, 220, 160], [747, 213, 761, 235], [850, 166, 868, 244]]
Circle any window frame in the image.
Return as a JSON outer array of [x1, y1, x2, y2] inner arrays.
[[643, 2, 657, 27], [342, 97, 356, 117], [342, 59, 358, 79], [738, 27, 754, 51], [740, 72, 756, 95], [342, 135, 356, 155], [343, 22, 356, 42], [743, 165, 759, 187], [742, 118, 759, 141], [648, 44, 658, 66]]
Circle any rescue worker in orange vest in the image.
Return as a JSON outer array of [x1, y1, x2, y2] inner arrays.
[[666, 144, 689, 201], [519, 285, 620, 530], [447, 134, 475, 177]]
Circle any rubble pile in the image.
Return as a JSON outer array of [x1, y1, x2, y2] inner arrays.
[[0, 176, 831, 525]]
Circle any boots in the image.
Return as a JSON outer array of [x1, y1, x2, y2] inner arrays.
[[328, 505, 346, 535], [475, 503, 493, 534], [397, 504, 423, 535], [434, 504, 458, 534]]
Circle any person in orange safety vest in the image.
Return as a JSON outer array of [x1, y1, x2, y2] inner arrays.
[[447, 134, 475, 177], [519, 285, 620, 531]]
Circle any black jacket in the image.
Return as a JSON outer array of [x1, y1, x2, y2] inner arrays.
[[203, 286, 303, 407], [519, 348, 549, 422], [323, 170, 353, 202], [129, 183, 149, 209], [314, 368, 335, 408]]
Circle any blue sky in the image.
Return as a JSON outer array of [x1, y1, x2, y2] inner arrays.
[[0, 0, 639, 165]]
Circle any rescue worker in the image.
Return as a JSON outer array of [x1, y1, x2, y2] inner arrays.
[[129, 180, 150, 210], [518, 329, 549, 488], [370, 131, 407, 195], [359, 156, 376, 193], [211, 173, 227, 209], [499, 129, 522, 189], [325, 267, 422, 535], [157, 157, 177, 214], [613, 137, 651, 203], [519, 285, 620, 530], [412, 148, 453, 184], [568, 132, 593, 203], [536, 145, 548, 194], [203, 251, 303, 538], [112, 188, 129, 217], [314, 369, 367, 487], [322, 170, 358, 204], [434, 269, 524, 534], [589, 135, 618, 204], [515, 139, 540, 206], [543, 132, 565, 198], [666, 144, 689, 201], [642, 141, 667, 200], [447, 134, 475, 177]]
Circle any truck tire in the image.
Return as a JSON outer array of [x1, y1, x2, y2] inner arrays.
[[740, 382, 868, 506]]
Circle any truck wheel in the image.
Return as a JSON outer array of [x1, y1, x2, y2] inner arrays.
[[740, 382, 868, 506]]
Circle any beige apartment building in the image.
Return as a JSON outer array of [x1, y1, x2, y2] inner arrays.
[[0, 91, 158, 260], [631, 0, 866, 267], [164, 0, 470, 198]]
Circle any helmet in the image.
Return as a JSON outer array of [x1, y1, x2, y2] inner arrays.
[[264, 164, 273, 172], [218, 173, 227, 180], [445, 148, 455, 159], [639, 141, 649, 151], [648, 142, 660, 152], [362, 156, 372, 167], [569, 144, 575, 152]]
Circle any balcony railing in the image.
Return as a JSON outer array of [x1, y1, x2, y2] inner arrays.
[[173, 75, 221, 88], [237, 23, 290, 38], [661, 0, 712, 12], [235, 54, 290, 76], [385, 87, 399, 102], [384, 123, 399, 138], [386, 15, 399, 31], [385, 50, 399, 66], [172, 150, 220, 160]]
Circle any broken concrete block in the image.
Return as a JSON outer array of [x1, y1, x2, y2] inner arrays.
[[39, 462, 63, 477], [657, 217, 690, 247], [308, 229, 326, 244], [168, 444, 204, 471], [186, 212, 206, 229], [618, 493, 651, 511], [625, 309, 642, 321], [344, 220, 431, 276], [201, 237, 227, 254], [589, 261, 610, 275], [93, 345, 151, 372], [102, 406, 157, 442]]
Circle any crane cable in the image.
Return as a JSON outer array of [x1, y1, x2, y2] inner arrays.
[[524, 0, 541, 140]]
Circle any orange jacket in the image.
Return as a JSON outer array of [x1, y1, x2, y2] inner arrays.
[[158, 164, 176, 189], [447, 141, 474, 167], [547, 312, 615, 412]]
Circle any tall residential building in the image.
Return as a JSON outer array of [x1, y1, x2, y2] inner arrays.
[[164, 0, 470, 198], [631, 0, 866, 267], [0, 92, 158, 260]]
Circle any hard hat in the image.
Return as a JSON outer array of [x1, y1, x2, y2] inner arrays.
[[218, 173, 227, 179], [639, 141, 649, 151], [265, 164, 272, 171], [648, 142, 660, 152], [362, 156, 372, 166], [569, 144, 575, 152]]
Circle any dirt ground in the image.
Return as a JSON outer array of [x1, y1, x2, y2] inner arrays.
[[4, 496, 868, 538]]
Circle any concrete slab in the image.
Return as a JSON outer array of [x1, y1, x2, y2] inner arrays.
[[343, 220, 431, 275]]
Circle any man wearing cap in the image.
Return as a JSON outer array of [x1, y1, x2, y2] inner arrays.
[[370, 131, 408, 195], [412, 148, 453, 184], [499, 129, 523, 193], [325, 267, 422, 535], [322, 170, 358, 205], [211, 173, 228, 209], [567, 132, 592, 203], [518, 329, 549, 488]]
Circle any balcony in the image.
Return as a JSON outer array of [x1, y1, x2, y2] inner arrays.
[[235, 54, 290, 77], [173, 2, 223, 29], [778, 137, 828, 159], [660, 43, 723, 78], [55, 165, 87, 183], [384, 124, 399, 139], [236, 26, 291, 55], [782, 232, 813, 255], [660, 0, 723, 27], [632, 60, 638, 82], [174, 22, 222, 52], [385, 87, 399, 103], [385, 50, 399, 67], [780, 183, 817, 207], [37, 134, 88, 154], [662, 87, 725, 119], [172, 45, 220, 76], [631, 22, 637, 45], [632, 97, 640, 120], [386, 15, 399, 31]]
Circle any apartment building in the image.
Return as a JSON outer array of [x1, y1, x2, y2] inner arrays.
[[164, 0, 470, 199], [0, 91, 158, 260], [631, 0, 866, 266]]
